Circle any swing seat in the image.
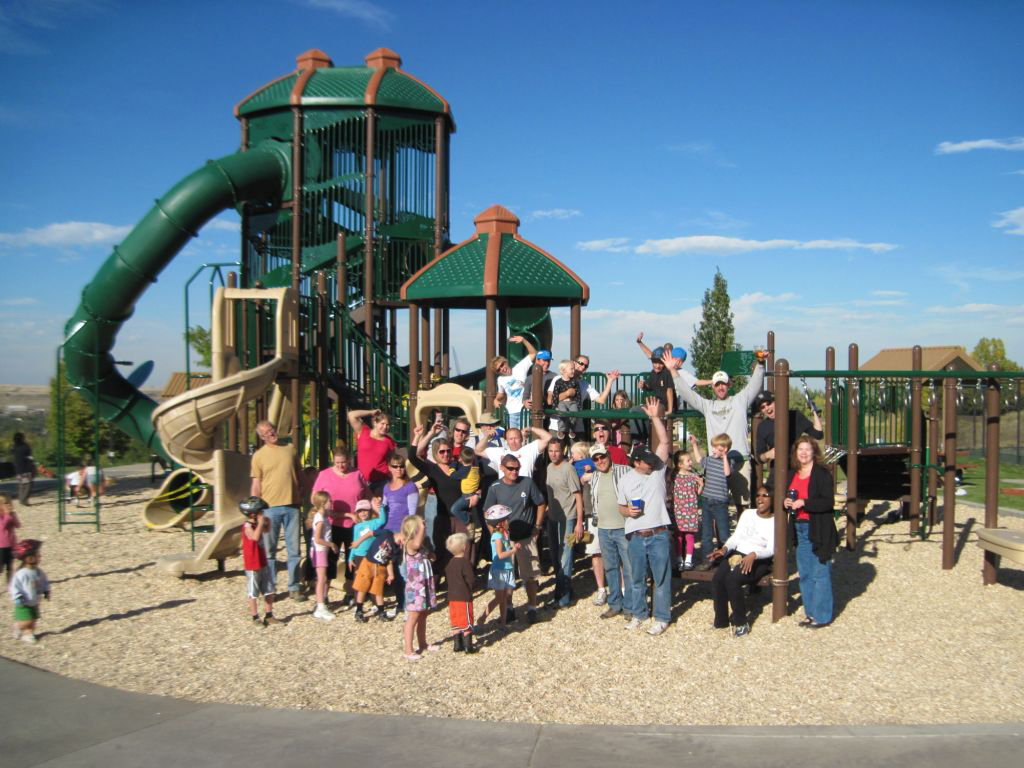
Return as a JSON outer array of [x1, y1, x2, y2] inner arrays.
[[976, 528, 1024, 566]]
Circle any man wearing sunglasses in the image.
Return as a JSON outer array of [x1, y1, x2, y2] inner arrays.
[[585, 443, 633, 619], [475, 424, 552, 480], [483, 454, 547, 623], [591, 420, 629, 465]]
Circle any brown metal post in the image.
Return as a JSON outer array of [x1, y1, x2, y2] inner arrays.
[[570, 302, 581, 360], [290, 107, 304, 450], [824, 346, 836, 494], [432, 307, 442, 378], [420, 305, 431, 389], [845, 344, 859, 550], [909, 347, 923, 534], [497, 306, 508, 358], [485, 298, 497, 407], [408, 303, 419, 405], [441, 308, 450, 377], [766, 331, 776, 393], [317, 273, 329, 469], [942, 368, 957, 570], [531, 362, 544, 431], [336, 234, 347, 434], [363, 108, 376, 384], [771, 359, 790, 623], [983, 364, 1001, 584]]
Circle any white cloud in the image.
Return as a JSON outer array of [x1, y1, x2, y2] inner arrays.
[[681, 210, 748, 232], [993, 207, 1024, 235], [576, 237, 632, 253], [0, 220, 130, 248], [205, 217, 240, 233], [1007, 170, 1024, 176], [935, 137, 1024, 155], [0, 297, 38, 306], [531, 208, 581, 220], [871, 290, 908, 297], [303, 0, 394, 30], [634, 235, 897, 256]]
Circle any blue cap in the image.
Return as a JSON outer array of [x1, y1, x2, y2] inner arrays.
[[672, 347, 687, 362], [536, 350, 552, 360]]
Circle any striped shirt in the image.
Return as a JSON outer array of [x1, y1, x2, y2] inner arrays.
[[701, 455, 731, 502]]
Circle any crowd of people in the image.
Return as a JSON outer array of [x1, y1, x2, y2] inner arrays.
[[234, 334, 839, 661], [5, 337, 839, 652]]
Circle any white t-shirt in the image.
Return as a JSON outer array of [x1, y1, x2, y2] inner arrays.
[[616, 466, 671, 534], [311, 511, 332, 553], [497, 356, 534, 415], [483, 441, 542, 479]]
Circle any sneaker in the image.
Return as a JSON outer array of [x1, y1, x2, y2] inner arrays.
[[354, 610, 369, 623], [21, 633, 37, 644], [377, 610, 396, 622], [263, 614, 282, 626], [313, 605, 335, 622], [290, 589, 308, 603], [647, 620, 669, 636], [624, 616, 644, 631], [592, 589, 608, 606], [683, 559, 693, 570], [385, 607, 398, 620], [599, 607, 621, 619], [363, 604, 380, 617], [733, 623, 751, 637]]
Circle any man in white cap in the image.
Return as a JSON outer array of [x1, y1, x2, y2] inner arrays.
[[662, 352, 765, 514]]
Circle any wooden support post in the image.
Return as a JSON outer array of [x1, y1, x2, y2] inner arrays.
[[983, 364, 1001, 585], [845, 344, 859, 550], [771, 359, 790, 623], [942, 367, 957, 570], [909, 347, 923, 534], [570, 302, 582, 360], [531, 361, 544, 431], [485, 298, 497, 408]]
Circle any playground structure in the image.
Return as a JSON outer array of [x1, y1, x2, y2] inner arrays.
[[56, 49, 1024, 597]]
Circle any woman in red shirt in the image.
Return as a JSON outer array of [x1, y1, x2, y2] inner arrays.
[[348, 409, 397, 491], [784, 435, 838, 628]]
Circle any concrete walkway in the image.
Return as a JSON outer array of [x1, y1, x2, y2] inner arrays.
[[1, 657, 1020, 768]]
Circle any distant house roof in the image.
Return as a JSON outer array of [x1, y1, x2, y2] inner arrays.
[[160, 372, 212, 399], [861, 346, 983, 372]]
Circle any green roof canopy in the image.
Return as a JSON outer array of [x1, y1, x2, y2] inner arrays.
[[400, 206, 589, 309], [235, 48, 454, 129]]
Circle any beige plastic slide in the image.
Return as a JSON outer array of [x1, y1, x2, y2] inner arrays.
[[147, 287, 298, 575]]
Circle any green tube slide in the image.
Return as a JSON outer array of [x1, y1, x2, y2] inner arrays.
[[62, 141, 292, 461]]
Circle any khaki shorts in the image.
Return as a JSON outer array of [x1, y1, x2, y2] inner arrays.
[[352, 559, 387, 597], [512, 536, 541, 580]]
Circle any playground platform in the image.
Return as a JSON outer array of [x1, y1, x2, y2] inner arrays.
[[2, 656, 1021, 768]]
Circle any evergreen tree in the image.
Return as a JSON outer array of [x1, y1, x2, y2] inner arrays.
[[691, 268, 741, 386]]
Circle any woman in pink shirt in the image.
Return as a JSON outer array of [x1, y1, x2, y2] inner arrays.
[[348, 409, 397, 490], [311, 450, 368, 604], [0, 493, 21, 583]]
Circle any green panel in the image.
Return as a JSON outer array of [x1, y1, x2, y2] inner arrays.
[[375, 70, 445, 113], [246, 112, 294, 146], [304, 108, 366, 132], [378, 212, 434, 240], [497, 236, 582, 299], [378, 114, 435, 132], [302, 69, 372, 103], [720, 350, 756, 377], [405, 235, 487, 300], [298, 237, 364, 274], [237, 74, 299, 116]]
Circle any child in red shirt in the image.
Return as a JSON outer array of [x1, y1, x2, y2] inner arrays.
[[240, 497, 279, 626]]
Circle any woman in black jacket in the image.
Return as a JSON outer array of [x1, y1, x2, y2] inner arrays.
[[783, 435, 838, 627]]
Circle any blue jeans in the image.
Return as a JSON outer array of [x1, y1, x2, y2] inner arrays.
[[701, 498, 731, 561], [423, 493, 438, 548], [545, 517, 574, 605], [795, 522, 833, 624], [599, 528, 632, 614], [627, 529, 672, 623], [262, 505, 300, 592]]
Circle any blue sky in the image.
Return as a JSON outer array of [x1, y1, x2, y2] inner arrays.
[[1, 0, 1022, 387]]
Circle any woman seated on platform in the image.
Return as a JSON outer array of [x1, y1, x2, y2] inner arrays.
[[708, 485, 776, 637]]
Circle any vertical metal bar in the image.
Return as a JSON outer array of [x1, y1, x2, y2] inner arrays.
[[498, 306, 508, 358], [845, 344, 858, 550], [772, 359, 790, 623], [317, 272, 329, 469], [766, 330, 776, 393], [531, 361, 544, 430], [942, 368, 957, 570], [928, 386, 939, 528], [486, 298, 497, 407], [408, 303, 419, 407], [290, 106, 304, 450], [226, 272, 238, 452], [442, 308, 450, 377], [909, 347, 923, 534], [364, 108, 376, 384], [570, 302, 582, 360], [421, 305, 431, 389], [824, 346, 836, 494], [56, 347, 64, 530], [983, 364, 1001, 585]]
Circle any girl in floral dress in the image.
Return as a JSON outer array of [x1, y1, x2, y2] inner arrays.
[[401, 515, 438, 660], [670, 437, 703, 570]]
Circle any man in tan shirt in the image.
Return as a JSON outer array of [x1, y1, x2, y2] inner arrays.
[[250, 420, 304, 601]]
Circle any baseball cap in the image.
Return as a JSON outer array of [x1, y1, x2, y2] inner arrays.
[[633, 445, 664, 471], [712, 371, 730, 386], [589, 444, 610, 458], [750, 390, 775, 416], [536, 350, 552, 361], [355, 499, 373, 512], [650, 354, 664, 363], [672, 347, 687, 362]]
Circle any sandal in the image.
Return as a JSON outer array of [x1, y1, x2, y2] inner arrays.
[[403, 652, 422, 661], [797, 618, 815, 627]]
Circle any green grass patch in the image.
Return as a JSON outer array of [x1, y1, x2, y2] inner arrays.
[[957, 457, 1024, 513]]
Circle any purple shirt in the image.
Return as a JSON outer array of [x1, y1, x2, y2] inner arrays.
[[382, 481, 419, 533]]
